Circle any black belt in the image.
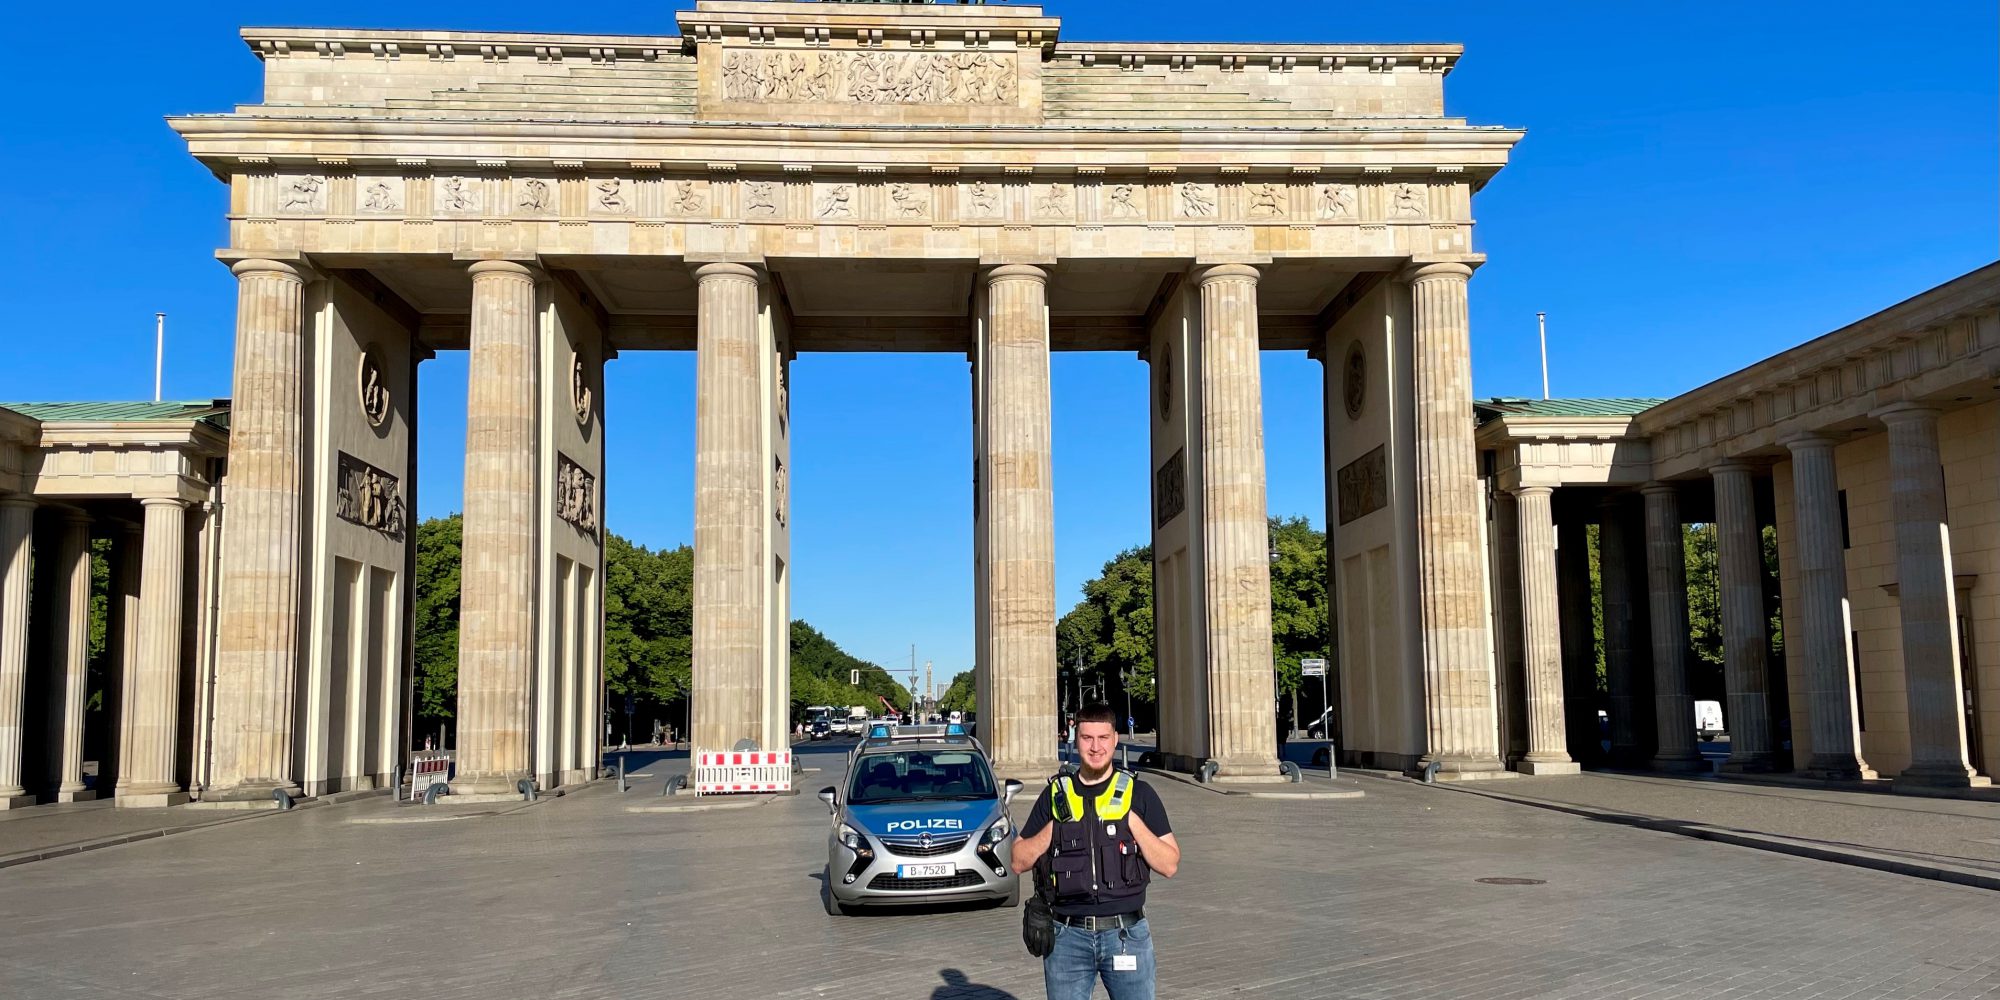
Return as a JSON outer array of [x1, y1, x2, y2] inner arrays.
[[1053, 908, 1144, 931]]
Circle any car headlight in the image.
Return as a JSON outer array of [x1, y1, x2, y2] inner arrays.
[[985, 816, 1011, 843], [839, 823, 865, 851]]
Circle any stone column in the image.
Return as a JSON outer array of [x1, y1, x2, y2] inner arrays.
[[103, 523, 142, 796], [1556, 513, 1598, 763], [980, 264, 1058, 774], [1876, 404, 1985, 788], [1514, 487, 1577, 773], [208, 258, 308, 800], [691, 262, 768, 753], [1712, 463, 1776, 772], [48, 512, 93, 801], [1194, 264, 1280, 779], [1642, 485, 1703, 772], [116, 499, 191, 807], [0, 498, 34, 808], [1407, 262, 1503, 775], [452, 259, 541, 797], [1599, 498, 1641, 762], [1784, 434, 1870, 779]]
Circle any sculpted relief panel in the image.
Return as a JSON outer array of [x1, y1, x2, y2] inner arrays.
[[719, 49, 1018, 106]]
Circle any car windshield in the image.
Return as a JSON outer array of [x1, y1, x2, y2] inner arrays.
[[848, 750, 997, 804]]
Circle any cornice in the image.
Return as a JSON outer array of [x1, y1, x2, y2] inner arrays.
[[1053, 42, 1459, 76], [242, 27, 683, 63]]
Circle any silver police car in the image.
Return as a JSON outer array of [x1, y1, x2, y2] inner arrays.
[[818, 727, 1023, 915]]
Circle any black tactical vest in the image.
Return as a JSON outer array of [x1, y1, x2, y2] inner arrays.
[[1039, 771, 1150, 909]]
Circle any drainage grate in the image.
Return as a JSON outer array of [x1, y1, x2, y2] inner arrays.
[[1475, 877, 1547, 885]]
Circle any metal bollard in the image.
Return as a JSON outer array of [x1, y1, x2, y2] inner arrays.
[[663, 773, 685, 796], [518, 778, 539, 802], [423, 782, 448, 805], [1421, 760, 1443, 784], [271, 787, 295, 811], [1329, 743, 1338, 781], [1196, 760, 1220, 784], [618, 756, 628, 794], [1279, 760, 1301, 783], [391, 765, 403, 800]]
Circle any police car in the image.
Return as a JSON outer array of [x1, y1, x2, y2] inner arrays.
[[818, 725, 1023, 915]]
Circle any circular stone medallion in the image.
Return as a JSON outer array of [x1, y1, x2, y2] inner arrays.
[[1342, 340, 1366, 419], [571, 354, 593, 425]]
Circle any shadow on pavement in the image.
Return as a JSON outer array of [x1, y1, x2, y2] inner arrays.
[[929, 968, 1020, 999]]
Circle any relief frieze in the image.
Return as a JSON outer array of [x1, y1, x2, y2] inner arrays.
[[336, 452, 407, 541], [720, 49, 1018, 106], [556, 453, 598, 536]]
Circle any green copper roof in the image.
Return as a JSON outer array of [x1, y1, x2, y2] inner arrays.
[[1475, 397, 1664, 420], [0, 400, 231, 430]]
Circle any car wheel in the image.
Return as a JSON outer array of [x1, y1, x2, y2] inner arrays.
[[822, 869, 844, 916]]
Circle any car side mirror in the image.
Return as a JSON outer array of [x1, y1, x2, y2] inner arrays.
[[818, 787, 838, 813], [1003, 778, 1023, 804]]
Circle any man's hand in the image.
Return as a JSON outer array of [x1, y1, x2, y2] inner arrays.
[[1011, 822, 1054, 874], [1126, 811, 1180, 878]]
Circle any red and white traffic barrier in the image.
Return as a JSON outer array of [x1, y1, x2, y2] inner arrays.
[[691, 749, 793, 795]]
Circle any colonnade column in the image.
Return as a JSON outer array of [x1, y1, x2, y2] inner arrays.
[[1556, 514, 1599, 763], [1784, 434, 1870, 779], [1876, 404, 1985, 789], [117, 498, 191, 807], [0, 498, 33, 808], [1599, 498, 1641, 762], [979, 264, 1058, 774], [691, 262, 768, 754], [49, 512, 93, 801], [1194, 264, 1279, 778], [452, 259, 541, 796], [1712, 463, 1776, 772], [1514, 487, 1577, 773], [207, 258, 308, 799], [1642, 485, 1703, 772], [1407, 262, 1503, 775]]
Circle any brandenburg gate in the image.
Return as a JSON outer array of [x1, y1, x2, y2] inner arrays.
[[171, 0, 1519, 800]]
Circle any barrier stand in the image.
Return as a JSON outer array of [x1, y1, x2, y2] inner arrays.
[[690, 749, 793, 795], [409, 750, 455, 802]]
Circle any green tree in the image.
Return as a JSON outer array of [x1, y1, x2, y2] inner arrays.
[[1683, 523, 1725, 702], [412, 514, 463, 731], [936, 670, 976, 714]]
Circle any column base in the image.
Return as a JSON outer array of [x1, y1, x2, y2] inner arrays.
[[1719, 753, 1779, 774], [1422, 755, 1515, 781], [0, 793, 37, 810], [56, 788, 98, 803], [1212, 755, 1285, 782], [1801, 755, 1877, 782], [115, 790, 190, 809], [200, 779, 304, 803], [1894, 766, 1992, 792], [448, 771, 531, 799], [1515, 759, 1581, 776], [1649, 754, 1708, 774]]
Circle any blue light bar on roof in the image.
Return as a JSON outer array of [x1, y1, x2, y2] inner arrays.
[[869, 724, 891, 739], [945, 723, 964, 735]]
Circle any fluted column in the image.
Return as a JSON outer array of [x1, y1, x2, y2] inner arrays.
[[117, 499, 191, 807], [980, 264, 1058, 773], [103, 523, 142, 796], [1642, 485, 1703, 772], [49, 512, 93, 800], [1515, 487, 1577, 773], [1784, 434, 1869, 780], [691, 262, 768, 754], [1712, 464, 1776, 772], [208, 258, 308, 799], [1194, 264, 1280, 779], [0, 498, 34, 807], [1876, 405, 1984, 789], [1556, 514, 1599, 763], [1407, 262, 1503, 775], [452, 259, 541, 796], [1600, 499, 1641, 763]]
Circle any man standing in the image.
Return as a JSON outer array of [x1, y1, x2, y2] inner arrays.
[[1012, 703, 1180, 1000]]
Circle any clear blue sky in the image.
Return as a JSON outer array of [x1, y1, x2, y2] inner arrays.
[[2, 2, 1992, 686]]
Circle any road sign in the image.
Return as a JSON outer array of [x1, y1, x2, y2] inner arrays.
[[625, 693, 636, 714], [1300, 658, 1328, 677], [851, 669, 860, 685]]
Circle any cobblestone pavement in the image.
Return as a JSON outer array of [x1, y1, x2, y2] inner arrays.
[[2, 742, 1998, 1000]]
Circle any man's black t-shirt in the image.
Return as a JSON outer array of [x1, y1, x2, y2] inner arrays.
[[1020, 771, 1172, 917]]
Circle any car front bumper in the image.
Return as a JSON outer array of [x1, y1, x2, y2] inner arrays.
[[828, 832, 1018, 906]]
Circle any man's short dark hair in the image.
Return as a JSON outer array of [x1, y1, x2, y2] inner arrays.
[[1075, 703, 1117, 729]]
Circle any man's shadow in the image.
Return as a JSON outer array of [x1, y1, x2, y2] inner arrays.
[[929, 968, 1019, 1000]]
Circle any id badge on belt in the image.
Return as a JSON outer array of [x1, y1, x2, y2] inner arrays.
[[1113, 954, 1139, 972]]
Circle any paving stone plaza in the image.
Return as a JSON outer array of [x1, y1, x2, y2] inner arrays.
[[4, 748, 2000, 999]]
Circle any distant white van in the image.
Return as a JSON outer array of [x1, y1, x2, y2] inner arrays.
[[948, 710, 964, 725]]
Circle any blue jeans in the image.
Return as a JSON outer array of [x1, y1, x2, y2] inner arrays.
[[1043, 917, 1155, 1000]]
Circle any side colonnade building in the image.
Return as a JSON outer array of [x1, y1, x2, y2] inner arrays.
[[1478, 262, 2000, 791]]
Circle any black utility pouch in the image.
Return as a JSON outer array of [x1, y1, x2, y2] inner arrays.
[[1023, 867, 1057, 957]]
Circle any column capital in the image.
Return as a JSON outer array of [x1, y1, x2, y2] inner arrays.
[[1640, 481, 1678, 498], [59, 509, 91, 527], [1510, 485, 1554, 499], [467, 259, 541, 282], [690, 261, 764, 284], [229, 258, 308, 283], [139, 496, 189, 511], [985, 263, 1049, 285], [1400, 261, 1473, 284], [1192, 262, 1260, 286], [1781, 431, 1840, 452], [1710, 461, 1759, 477], [1870, 401, 1940, 426], [0, 496, 35, 512]]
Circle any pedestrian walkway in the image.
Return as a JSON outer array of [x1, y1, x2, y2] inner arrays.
[[0, 798, 280, 868]]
